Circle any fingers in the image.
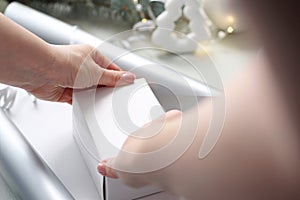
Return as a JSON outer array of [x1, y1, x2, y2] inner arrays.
[[91, 49, 136, 87], [57, 88, 73, 103], [98, 159, 150, 188], [97, 159, 119, 178], [92, 49, 121, 71], [99, 69, 136, 87], [165, 110, 182, 119], [60, 45, 136, 89]]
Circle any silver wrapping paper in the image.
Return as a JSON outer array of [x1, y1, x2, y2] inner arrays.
[[0, 109, 74, 200]]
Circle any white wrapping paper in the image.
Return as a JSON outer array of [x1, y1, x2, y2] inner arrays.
[[73, 79, 165, 200]]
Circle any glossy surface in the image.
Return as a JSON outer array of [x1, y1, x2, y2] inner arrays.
[[0, 109, 74, 200]]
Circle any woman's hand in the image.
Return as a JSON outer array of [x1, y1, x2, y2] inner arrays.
[[24, 44, 135, 104], [0, 14, 135, 104], [97, 110, 185, 188], [97, 62, 300, 200]]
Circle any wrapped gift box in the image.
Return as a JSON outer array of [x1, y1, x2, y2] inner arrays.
[[73, 79, 165, 200]]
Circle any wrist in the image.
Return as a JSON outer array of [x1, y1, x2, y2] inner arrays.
[[13, 42, 58, 92], [43, 44, 63, 84]]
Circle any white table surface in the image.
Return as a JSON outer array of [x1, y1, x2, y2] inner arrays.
[[0, 16, 257, 200]]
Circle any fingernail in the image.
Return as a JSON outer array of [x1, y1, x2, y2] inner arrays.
[[97, 163, 106, 176], [119, 73, 136, 85]]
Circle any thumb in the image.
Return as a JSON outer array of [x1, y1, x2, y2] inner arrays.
[[97, 158, 119, 178], [99, 69, 136, 87]]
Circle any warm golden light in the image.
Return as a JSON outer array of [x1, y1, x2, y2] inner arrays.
[[142, 18, 147, 23], [227, 26, 234, 33], [227, 15, 235, 24]]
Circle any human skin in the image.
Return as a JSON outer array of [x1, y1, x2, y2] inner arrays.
[[98, 1, 300, 199], [99, 57, 300, 200], [0, 13, 135, 103]]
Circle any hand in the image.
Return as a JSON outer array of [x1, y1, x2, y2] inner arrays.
[[0, 14, 135, 104], [97, 110, 183, 188], [23, 44, 135, 104]]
